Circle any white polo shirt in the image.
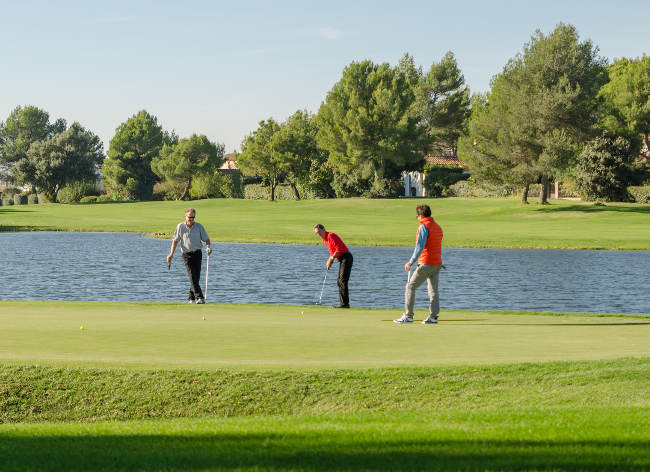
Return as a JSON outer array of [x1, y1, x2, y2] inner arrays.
[[173, 222, 210, 254]]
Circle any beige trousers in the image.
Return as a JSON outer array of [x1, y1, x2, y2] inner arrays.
[[404, 263, 441, 318]]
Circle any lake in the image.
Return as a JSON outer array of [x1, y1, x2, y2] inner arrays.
[[0, 232, 648, 314]]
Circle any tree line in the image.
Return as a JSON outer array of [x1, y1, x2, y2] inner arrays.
[[1, 23, 648, 203]]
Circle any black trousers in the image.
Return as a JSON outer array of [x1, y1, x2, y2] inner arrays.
[[182, 250, 204, 301], [337, 251, 353, 306]]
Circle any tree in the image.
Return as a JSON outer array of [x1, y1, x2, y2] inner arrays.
[[417, 51, 471, 155], [573, 134, 634, 201], [0, 105, 65, 181], [151, 134, 224, 200], [272, 110, 329, 200], [13, 122, 104, 202], [460, 24, 607, 203], [102, 110, 173, 200], [598, 55, 650, 157], [237, 119, 283, 201], [317, 59, 427, 196]]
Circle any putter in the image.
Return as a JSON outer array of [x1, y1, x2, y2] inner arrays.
[[317, 269, 328, 305], [205, 251, 210, 302]]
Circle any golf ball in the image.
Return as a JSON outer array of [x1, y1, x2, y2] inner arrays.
[[301, 311, 304, 315], [202, 316, 206, 320], [79, 326, 84, 330]]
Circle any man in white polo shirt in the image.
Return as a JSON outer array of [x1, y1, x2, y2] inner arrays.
[[166, 208, 212, 304]]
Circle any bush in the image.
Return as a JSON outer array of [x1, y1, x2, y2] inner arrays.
[[331, 169, 372, 198], [230, 172, 244, 198], [37, 193, 50, 204], [27, 194, 39, 205], [13, 194, 27, 205], [1, 187, 21, 199], [448, 178, 515, 198], [1, 196, 12, 206], [574, 136, 634, 202], [627, 186, 650, 203], [423, 164, 468, 198], [79, 195, 98, 203], [96, 194, 111, 202], [153, 179, 186, 201], [244, 184, 317, 200], [189, 172, 243, 199], [57, 180, 100, 203]]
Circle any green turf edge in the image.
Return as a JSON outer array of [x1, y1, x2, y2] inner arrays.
[[2, 299, 648, 318]]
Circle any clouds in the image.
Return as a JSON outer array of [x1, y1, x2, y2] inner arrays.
[[316, 27, 343, 41]]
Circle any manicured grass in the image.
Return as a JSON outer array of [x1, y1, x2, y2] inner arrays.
[[2, 302, 649, 470], [1, 407, 649, 471], [1, 301, 648, 369], [1, 197, 649, 249]]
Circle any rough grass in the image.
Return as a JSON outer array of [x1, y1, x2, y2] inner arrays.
[[1, 197, 649, 249]]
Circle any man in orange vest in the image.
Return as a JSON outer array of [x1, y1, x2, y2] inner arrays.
[[394, 204, 443, 324]]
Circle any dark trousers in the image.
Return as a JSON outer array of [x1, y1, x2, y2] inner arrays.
[[337, 252, 353, 306], [182, 250, 204, 301]]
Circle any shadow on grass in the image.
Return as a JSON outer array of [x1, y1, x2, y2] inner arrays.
[[534, 204, 650, 214], [0, 208, 34, 213], [381, 320, 650, 325], [0, 225, 44, 232], [0, 435, 648, 471]]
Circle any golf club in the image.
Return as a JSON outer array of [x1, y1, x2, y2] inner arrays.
[[205, 250, 210, 302], [317, 269, 328, 305]]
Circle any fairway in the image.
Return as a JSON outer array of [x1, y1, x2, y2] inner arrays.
[[2, 197, 650, 249], [1, 301, 648, 369]]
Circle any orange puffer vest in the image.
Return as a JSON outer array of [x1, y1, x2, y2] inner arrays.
[[417, 216, 443, 266]]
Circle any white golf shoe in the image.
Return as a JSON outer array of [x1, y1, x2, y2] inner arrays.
[[422, 316, 438, 324], [188, 300, 195, 304], [393, 314, 414, 324], [196, 299, 206, 304]]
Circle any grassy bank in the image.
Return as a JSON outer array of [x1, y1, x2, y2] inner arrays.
[[1, 198, 649, 249], [1, 358, 648, 423], [1, 301, 648, 369]]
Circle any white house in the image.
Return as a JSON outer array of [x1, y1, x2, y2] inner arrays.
[[402, 155, 468, 197]]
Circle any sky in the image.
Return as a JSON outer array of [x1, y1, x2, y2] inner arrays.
[[1, 0, 649, 153]]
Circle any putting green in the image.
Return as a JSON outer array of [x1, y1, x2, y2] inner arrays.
[[1, 301, 648, 369]]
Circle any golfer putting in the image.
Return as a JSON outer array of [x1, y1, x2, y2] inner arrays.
[[167, 208, 212, 304], [314, 224, 353, 308], [394, 204, 443, 324]]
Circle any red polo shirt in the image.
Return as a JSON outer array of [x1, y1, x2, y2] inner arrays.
[[322, 232, 349, 259]]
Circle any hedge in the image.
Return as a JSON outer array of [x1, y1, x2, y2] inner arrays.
[[13, 194, 28, 205], [244, 184, 317, 200], [627, 186, 650, 203]]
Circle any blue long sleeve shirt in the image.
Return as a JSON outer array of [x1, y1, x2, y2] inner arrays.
[[408, 224, 429, 264]]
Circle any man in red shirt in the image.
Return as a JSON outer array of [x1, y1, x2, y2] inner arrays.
[[314, 224, 353, 308]]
